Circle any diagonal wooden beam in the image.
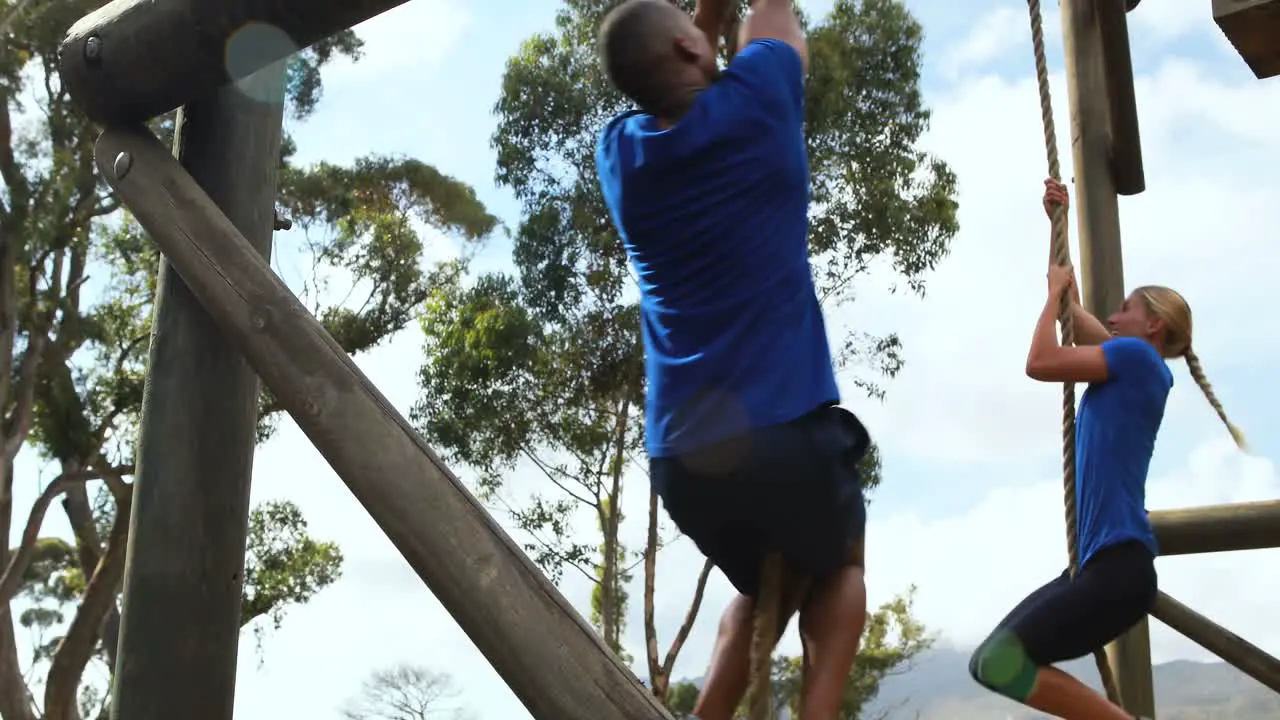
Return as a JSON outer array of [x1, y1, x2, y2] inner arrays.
[[1151, 591, 1280, 694], [94, 124, 670, 720]]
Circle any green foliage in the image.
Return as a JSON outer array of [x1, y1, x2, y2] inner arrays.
[[241, 500, 345, 630], [0, 1, 496, 715], [415, 0, 955, 683], [491, 0, 958, 392], [765, 586, 935, 719], [667, 680, 700, 715]]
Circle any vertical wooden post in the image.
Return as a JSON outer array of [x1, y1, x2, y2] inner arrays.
[[109, 61, 286, 720], [1060, 0, 1155, 716]]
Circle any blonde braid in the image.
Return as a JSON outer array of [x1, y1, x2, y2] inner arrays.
[[1183, 348, 1248, 451]]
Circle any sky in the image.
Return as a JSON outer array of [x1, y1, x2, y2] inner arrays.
[[9, 0, 1280, 717]]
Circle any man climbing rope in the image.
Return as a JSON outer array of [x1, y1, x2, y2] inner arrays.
[[967, 178, 1247, 719], [594, 1, 870, 718]]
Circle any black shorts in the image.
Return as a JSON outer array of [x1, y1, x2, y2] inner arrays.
[[649, 404, 869, 597], [983, 540, 1157, 666]]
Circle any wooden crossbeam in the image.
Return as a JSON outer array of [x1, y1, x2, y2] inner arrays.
[[94, 124, 670, 720], [1214, 0, 1280, 79], [1152, 591, 1280, 694], [1150, 500, 1280, 556], [60, 0, 414, 124]]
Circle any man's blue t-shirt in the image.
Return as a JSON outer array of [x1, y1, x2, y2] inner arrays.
[[596, 39, 838, 458], [1075, 336, 1173, 566]]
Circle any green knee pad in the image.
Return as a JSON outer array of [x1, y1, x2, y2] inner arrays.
[[973, 631, 1039, 702]]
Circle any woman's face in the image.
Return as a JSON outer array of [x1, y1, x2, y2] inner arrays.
[[1107, 291, 1161, 341]]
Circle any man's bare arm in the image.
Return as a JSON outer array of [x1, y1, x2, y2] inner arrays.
[[740, 0, 808, 70], [693, 0, 734, 56]]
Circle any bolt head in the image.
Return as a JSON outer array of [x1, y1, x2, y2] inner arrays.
[[113, 151, 132, 179], [84, 35, 102, 63]]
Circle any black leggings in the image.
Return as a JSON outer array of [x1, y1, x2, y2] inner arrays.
[[970, 540, 1157, 690]]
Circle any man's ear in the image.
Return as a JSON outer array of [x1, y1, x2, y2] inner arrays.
[[672, 35, 702, 63]]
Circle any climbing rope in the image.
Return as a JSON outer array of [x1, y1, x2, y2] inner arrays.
[[1024, 0, 1123, 706]]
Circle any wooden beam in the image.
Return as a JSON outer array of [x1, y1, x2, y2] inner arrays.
[[1213, 0, 1280, 79], [1152, 591, 1280, 694], [1062, 0, 1154, 713], [93, 125, 671, 720], [108, 62, 286, 720], [1063, 0, 1127, 320], [1105, 616, 1156, 713], [1096, 0, 1145, 195], [59, 0, 414, 125], [1150, 500, 1280, 556]]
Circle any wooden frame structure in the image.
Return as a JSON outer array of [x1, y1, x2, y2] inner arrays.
[[1060, 0, 1280, 715], [58, 2, 671, 719], [51, 0, 1279, 717]]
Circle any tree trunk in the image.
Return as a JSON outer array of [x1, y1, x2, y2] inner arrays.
[[643, 487, 663, 697], [44, 482, 131, 720], [62, 477, 124, 672], [599, 399, 631, 654], [0, 460, 37, 720]]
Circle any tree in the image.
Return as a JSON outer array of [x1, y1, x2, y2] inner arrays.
[[761, 587, 934, 720], [667, 679, 700, 716], [0, 1, 498, 717], [416, 0, 956, 698], [342, 664, 473, 720]]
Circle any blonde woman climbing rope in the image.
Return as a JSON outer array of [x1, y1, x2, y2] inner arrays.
[[595, 1, 870, 718], [967, 178, 1246, 720]]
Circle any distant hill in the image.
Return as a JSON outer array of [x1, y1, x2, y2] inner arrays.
[[869, 646, 1280, 718], [676, 646, 1280, 718]]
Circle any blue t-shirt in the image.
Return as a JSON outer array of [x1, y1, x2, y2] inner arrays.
[[596, 39, 838, 457], [1075, 336, 1173, 566]]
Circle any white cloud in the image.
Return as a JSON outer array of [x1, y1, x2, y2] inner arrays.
[[10, 5, 1279, 720], [249, 7, 1280, 719], [1127, 0, 1210, 43], [937, 5, 1060, 81], [321, 0, 471, 84]]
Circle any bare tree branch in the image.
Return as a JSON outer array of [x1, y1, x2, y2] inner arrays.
[[43, 477, 132, 720], [661, 558, 713, 680], [0, 465, 133, 604]]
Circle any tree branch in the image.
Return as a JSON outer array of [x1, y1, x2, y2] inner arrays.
[[43, 477, 132, 720], [0, 465, 133, 604], [643, 487, 662, 694], [0, 91, 22, 208], [4, 331, 46, 460], [519, 446, 598, 509], [661, 558, 713, 679]]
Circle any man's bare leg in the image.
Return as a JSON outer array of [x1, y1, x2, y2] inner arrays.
[[691, 595, 753, 720], [693, 576, 810, 720], [797, 543, 866, 719]]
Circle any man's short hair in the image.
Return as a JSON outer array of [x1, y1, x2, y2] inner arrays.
[[598, 0, 685, 113]]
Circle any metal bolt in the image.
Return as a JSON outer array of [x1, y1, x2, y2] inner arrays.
[[84, 35, 102, 64], [113, 151, 132, 179]]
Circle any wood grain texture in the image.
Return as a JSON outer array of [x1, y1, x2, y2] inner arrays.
[[60, 0, 413, 124], [1153, 591, 1280, 694], [1213, 0, 1280, 78], [1151, 500, 1280, 556], [1096, 0, 1144, 196], [95, 124, 670, 720], [1060, 0, 1152, 712], [109, 64, 286, 720]]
